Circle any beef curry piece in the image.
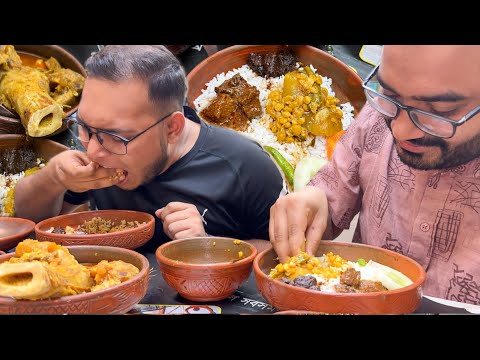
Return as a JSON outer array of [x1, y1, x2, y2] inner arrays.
[[200, 74, 261, 131], [247, 49, 298, 78]]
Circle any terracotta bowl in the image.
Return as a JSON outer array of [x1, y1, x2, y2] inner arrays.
[[0, 245, 149, 314], [0, 45, 87, 136], [155, 237, 258, 301], [186, 45, 366, 115], [35, 210, 155, 249], [0, 217, 36, 251], [254, 242, 426, 314]]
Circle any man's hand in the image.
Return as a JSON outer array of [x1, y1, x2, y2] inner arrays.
[[48, 150, 125, 193], [156, 202, 207, 240], [269, 186, 329, 263]]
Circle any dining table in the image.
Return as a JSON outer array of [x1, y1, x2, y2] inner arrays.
[[34, 46, 480, 315]]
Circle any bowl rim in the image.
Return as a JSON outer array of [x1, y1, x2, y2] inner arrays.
[[0, 217, 35, 242], [186, 44, 364, 101], [0, 245, 149, 304], [254, 241, 426, 297], [34, 209, 155, 238], [156, 236, 258, 269]]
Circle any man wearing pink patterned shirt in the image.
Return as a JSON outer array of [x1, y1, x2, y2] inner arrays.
[[269, 45, 480, 303]]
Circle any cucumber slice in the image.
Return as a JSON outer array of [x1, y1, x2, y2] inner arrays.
[[293, 156, 327, 192]]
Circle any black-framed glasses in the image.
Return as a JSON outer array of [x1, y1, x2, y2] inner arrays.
[[66, 111, 176, 155], [362, 64, 480, 138]]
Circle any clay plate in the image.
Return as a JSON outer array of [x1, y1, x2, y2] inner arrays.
[[0, 217, 35, 251]]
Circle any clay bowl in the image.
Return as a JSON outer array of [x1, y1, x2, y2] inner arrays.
[[254, 242, 426, 314], [0, 245, 149, 314], [186, 45, 366, 115], [0, 217, 35, 251], [155, 237, 257, 301], [35, 210, 155, 249], [0, 45, 87, 136]]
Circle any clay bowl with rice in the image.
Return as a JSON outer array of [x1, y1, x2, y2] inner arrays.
[[35, 210, 155, 249], [156, 237, 257, 301], [187, 45, 365, 116], [186, 45, 366, 184], [0, 134, 69, 230], [254, 241, 426, 314], [0, 244, 149, 314], [0, 45, 86, 136]]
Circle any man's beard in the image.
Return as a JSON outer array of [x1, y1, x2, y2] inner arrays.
[[141, 140, 169, 185], [385, 117, 480, 170]]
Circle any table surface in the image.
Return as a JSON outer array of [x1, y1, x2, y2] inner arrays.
[[129, 251, 479, 315], [45, 46, 478, 314]]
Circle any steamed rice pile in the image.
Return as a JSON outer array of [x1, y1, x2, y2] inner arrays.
[[194, 64, 355, 166], [0, 159, 45, 217]]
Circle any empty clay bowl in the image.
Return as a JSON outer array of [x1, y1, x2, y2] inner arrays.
[[155, 237, 257, 301], [35, 210, 155, 249], [0, 245, 149, 314], [0, 45, 87, 136], [254, 242, 426, 314], [0, 217, 35, 251], [186, 45, 366, 115]]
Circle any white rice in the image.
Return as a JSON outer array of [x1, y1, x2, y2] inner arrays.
[[193, 63, 355, 166], [0, 159, 45, 217]]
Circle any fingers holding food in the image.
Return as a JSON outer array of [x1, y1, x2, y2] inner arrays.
[[48, 150, 125, 192]]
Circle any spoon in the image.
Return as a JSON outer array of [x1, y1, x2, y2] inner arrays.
[[0, 103, 18, 118]]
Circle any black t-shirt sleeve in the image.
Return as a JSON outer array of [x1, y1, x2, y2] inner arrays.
[[63, 190, 89, 205], [239, 146, 284, 240]]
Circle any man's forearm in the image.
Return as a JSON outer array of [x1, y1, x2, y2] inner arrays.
[[14, 165, 66, 222]]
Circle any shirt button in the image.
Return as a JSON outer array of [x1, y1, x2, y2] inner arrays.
[[420, 222, 430, 232]]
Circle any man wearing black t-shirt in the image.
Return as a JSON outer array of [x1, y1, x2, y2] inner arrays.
[[14, 45, 284, 252]]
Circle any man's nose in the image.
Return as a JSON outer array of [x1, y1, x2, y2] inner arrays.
[[86, 133, 109, 158], [391, 109, 425, 141]]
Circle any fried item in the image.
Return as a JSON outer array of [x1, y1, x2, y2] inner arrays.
[[0, 240, 140, 300], [89, 260, 140, 291], [0, 66, 63, 137], [0, 240, 93, 300]]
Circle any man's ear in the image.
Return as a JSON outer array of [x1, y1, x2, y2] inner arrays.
[[165, 112, 185, 144]]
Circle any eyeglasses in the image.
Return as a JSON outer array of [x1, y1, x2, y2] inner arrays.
[[66, 111, 176, 155], [362, 64, 480, 138]]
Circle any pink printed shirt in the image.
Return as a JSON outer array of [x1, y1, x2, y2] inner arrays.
[[309, 104, 480, 304]]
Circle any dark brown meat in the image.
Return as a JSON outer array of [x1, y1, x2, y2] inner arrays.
[[340, 267, 361, 287], [293, 275, 317, 289], [215, 74, 262, 118], [200, 74, 261, 131], [247, 49, 298, 78], [200, 93, 250, 131], [334, 284, 359, 293], [52, 226, 66, 234], [358, 280, 386, 293]]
